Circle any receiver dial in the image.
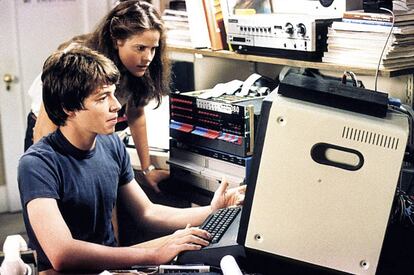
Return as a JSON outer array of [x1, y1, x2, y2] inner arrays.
[[285, 23, 294, 35], [296, 23, 306, 36], [319, 0, 334, 7]]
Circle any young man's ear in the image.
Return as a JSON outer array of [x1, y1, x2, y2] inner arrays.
[[64, 109, 76, 119]]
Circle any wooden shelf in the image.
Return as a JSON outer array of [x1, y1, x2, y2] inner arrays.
[[167, 46, 414, 78]]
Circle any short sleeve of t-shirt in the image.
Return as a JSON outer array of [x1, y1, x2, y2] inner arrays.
[[109, 134, 134, 186], [18, 148, 61, 207]]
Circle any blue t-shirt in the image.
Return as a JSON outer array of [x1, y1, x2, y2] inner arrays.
[[18, 129, 134, 271]]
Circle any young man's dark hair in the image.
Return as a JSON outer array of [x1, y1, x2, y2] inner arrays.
[[41, 46, 120, 126]]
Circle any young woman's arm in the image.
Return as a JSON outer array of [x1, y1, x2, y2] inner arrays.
[[127, 105, 169, 192], [33, 103, 58, 143]]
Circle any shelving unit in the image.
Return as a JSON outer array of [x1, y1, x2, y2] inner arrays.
[[167, 46, 414, 78]]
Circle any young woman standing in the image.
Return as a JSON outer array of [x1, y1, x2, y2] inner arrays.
[[31, 0, 170, 192]]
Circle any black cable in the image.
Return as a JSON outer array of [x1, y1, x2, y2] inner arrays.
[[389, 102, 414, 226]]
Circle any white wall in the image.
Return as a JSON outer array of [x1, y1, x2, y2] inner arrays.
[[17, 0, 113, 116]]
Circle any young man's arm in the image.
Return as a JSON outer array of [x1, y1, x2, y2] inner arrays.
[[27, 198, 209, 272], [126, 105, 169, 193], [33, 103, 58, 143], [119, 178, 246, 233]]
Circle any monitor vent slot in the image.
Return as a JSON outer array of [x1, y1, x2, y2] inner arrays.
[[342, 126, 400, 150]]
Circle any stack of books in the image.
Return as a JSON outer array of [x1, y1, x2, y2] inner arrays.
[[322, 9, 414, 70], [162, 8, 192, 47]]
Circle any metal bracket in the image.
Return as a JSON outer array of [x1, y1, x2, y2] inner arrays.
[[249, 61, 258, 74]]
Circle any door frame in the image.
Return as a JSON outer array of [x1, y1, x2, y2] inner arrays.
[[0, 0, 26, 212]]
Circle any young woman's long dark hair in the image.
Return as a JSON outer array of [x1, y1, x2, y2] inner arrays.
[[84, 0, 170, 108]]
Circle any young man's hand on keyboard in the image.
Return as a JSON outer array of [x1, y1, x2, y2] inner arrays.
[[210, 178, 246, 212], [150, 224, 212, 264]]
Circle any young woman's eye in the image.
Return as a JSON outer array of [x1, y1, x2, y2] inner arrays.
[[136, 46, 145, 51]]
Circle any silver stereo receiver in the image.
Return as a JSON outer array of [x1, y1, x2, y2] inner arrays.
[[227, 14, 333, 61], [272, 0, 363, 18]]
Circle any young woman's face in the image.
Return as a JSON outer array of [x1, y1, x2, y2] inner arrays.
[[116, 30, 160, 77]]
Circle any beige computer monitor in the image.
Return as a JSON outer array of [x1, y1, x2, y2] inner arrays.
[[244, 93, 408, 274]]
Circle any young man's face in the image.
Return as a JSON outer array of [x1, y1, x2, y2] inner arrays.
[[71, 84, 121, 135], [116, 30, 160, 77]]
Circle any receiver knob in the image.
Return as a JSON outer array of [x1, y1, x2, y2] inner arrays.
[[296, 23, 306, 36], [285, 23, 294, 35]]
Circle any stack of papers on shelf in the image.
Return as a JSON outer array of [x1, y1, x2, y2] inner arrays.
[[323, 10, 414, 70], [343, 8, 414, 25], [394, 0, 414, 10], [162, 9, 192, 47]]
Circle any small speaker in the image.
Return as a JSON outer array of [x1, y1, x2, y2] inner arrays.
[[271, 0, 363, 18]]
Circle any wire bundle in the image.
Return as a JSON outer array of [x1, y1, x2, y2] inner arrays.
[[391, 187, 414, 226]]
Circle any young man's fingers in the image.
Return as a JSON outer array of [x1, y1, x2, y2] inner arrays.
[[186, 235, 210, 246], [236, 194, 245, 205], [217, 177, 229, 194], [187, 227, 211, 239], [181, 243, 202, 251], [226, 184, 246, 197], [239, 184, 247, 192], [174, 231, 210, 246]]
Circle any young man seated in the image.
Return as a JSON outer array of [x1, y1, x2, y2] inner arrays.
[[18, 45, 245, 273]]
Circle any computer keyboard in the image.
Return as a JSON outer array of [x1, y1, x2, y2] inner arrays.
[[201, 207, 242, 244], [176, 206, 244, 266]]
